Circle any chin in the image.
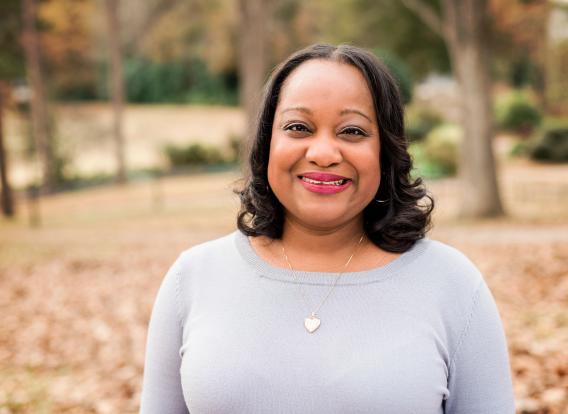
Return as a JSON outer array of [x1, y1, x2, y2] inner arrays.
[[291, 203, 356, 229]]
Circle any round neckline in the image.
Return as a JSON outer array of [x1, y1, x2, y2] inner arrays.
[[235, 230, 430, 286]]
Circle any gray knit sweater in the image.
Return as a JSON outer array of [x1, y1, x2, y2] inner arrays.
[[140, 231, 514, 413]]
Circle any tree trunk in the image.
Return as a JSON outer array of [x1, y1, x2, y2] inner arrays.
[[105, 0, 126, 184], [545, 4, 568, 115], [443, 0, 504, 217], [21, 0, 53, 194], [0, 85, 15, 217], [238, 0, 269, 128], [401, 0, 504, 218]]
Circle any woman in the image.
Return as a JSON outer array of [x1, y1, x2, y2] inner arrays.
[[140, 44, 514, 413]]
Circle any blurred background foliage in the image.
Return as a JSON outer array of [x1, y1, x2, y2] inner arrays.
[[0, 0, 26, 80], [0, 0, 567, 186], [1, 0, 559, 106]]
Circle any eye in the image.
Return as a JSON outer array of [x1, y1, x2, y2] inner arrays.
[[340, 127, 367, 136], [284, 123, 310, 133]]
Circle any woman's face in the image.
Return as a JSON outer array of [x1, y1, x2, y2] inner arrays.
[[268, 59, 381, 230]]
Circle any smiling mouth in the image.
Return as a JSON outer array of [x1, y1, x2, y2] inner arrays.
[[300, 177, 349, 186]]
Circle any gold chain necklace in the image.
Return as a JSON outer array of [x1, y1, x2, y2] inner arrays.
[[280, 234, 365, 333]]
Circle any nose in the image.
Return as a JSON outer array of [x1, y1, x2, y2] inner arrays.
[[304, 132, 343, 167]]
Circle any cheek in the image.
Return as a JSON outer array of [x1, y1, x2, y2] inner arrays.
[[267, 160, 277, 189], [267, 135, 300, 188], [361, 163, 382, 197], [267, 133, 305, 186], [353, 145, 381, 188]]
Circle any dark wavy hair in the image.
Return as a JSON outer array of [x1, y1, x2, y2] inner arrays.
[[235, 43, 433, 253]]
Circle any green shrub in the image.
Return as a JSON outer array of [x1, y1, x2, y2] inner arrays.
[[405, 106, 444, 142], [124, 59, 189, 103], [495, 92, 542, 137], [204, 146, 224, 164], [509, 141, 530, 157], [509, 57, 543, 90], [98, 57, 239, 105], [164, 143, 225, 167], [228, 135, 243, 162], [423, 123, 462, 175], [408, 142, 447, 179], [530, 129, 568, 163]]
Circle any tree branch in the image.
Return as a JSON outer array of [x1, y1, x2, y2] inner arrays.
[[129, 0, 182, 49], [140, 0, 181, 34], [400, 0, 445, 38]]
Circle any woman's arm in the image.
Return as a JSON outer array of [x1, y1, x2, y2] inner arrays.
[[445, 280, 515, 413], [140, 258, 189, 414]]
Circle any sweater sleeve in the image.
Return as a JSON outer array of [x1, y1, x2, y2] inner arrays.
[[139, 257, 189, 414], [445, 280, 515, 414]]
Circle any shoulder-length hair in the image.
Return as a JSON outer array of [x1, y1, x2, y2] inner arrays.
[[235, 43, 433, 253]]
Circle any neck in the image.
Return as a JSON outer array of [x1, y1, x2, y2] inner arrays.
[[278, 213, 366, 271], [248, 212, 401, 273]]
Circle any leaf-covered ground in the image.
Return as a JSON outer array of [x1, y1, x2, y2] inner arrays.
[[0, 171, 567, 413]]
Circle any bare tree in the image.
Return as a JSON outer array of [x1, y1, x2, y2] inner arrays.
[[0, 83, 14, 217], [238, 0, 270, 127], [401, 0, 504, 218], [105, 0, 126, 184], [546, 2, 568, 115], [21, 0, 53, 194]]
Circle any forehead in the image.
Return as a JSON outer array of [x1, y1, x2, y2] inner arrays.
[[278, 59, 375, 114]]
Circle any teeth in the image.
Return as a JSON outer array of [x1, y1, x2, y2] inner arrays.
[[301, 177, 346, 185]]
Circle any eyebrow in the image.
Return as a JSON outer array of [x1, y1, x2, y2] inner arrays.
[[339, 109, 372, 123], [280, 107, 313, 116]]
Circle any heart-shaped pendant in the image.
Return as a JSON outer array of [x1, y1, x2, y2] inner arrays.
[[304, 316, 321, 333]]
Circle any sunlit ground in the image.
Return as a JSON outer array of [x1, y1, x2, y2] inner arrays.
[[1, 162, 567, 413], [4, 104, 245, 187]]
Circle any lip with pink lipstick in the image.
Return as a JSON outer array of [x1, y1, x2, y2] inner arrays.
[[297, 172, 353, 194]]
